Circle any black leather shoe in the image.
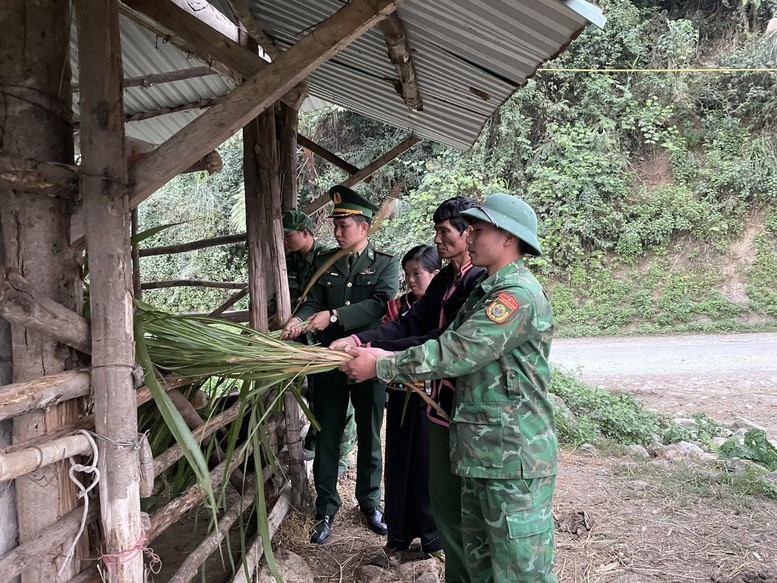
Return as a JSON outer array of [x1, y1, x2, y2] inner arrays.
[[310, 515, 334, 544], [361, 506, 388, 536]]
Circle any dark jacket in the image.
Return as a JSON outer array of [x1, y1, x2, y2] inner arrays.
[[356, 262, 485, 425]]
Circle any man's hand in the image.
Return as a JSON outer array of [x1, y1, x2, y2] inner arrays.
[[280, 317, 303, 340], [301, 310, 332, 333], [329, 336, 358, 351], [339, 345, 393, 383]]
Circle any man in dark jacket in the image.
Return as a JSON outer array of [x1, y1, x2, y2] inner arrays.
[[330, 196, 484, 581]]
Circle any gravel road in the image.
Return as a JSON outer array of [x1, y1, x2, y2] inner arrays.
[[550, 332, 777, 435]]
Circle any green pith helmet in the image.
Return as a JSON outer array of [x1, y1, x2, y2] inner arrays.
[[282, 209, 315, 234], [327, 185, 380, 219], [460, 193, 543, 256]]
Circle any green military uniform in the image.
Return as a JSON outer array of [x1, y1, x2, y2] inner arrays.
[[272, 210, 356, 466], [375, 194, 557, 582], [268, 210, 322, 318], [296, 189, 400, 518]]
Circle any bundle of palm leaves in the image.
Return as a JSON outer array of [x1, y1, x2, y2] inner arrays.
[[137, 302, 351, 382]]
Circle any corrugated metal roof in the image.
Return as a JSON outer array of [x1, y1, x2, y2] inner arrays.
[[70, 0, 603, 149]]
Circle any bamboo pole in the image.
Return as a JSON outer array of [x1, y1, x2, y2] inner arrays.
[[231, 482, 291, 583], [0, 503, 97, 582], [0, 434, 92, 482], [0, 370, 90, 422], [140, 279, 246, 290], [167, 481, 258, 583], [1, 376, 195, 456], [138, 233, 246, 257]]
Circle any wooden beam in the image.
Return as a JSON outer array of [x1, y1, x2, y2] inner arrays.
[[0, 268, 91, 354], [304, 133, 420, 214], [0, 503, 97, 582], [138, 232, 246, 257], [123, 97, 224, 122], [126, 0, 401, 208], [75, 1, 144, 581], [1, 376, 195, 457], [208, 286, 248, 316], [73, 66, 218, 92], [121, 0, 307, 107], [0, 433, 92, 482], [0, 156, 77, 195], [181, 309, 249, 322], [231, 483, 291, 583], [0, 370, 90, 422], [224, 0, 278, 58], [223, 0, 310, 105], [140, 279, 246, 290], [379, 13, 423, 111], [168, 480, 257, 583], [296, 134, 359, 175]]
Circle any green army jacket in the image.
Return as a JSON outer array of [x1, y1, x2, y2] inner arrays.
[[268, 240, 325, 318], [376, 258, 557, 480], [296, 241, 399, 347]]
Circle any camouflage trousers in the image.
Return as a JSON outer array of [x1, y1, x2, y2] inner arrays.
[[460, 475, 556, 583]]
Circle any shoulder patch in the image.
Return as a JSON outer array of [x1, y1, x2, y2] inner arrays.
[[374, 247, 396, 257], [485, 292, 520, 323]]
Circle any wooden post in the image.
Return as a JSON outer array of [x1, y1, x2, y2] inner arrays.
[[276, 104, 299, 211], [272, 103, 309, 508], [244, 116, 271, 333], [75, 0, 143, 581], [0, 222, 18, 577], [130, 210, 142, 299], [0, 1, 86, 580]]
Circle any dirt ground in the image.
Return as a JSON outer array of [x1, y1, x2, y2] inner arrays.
[[151, 376, 777, 583]]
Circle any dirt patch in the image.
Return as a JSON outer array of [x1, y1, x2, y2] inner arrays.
[[633, 150, 673, 192], [721, 213, 763, 305], [555, 451, 777, 583]]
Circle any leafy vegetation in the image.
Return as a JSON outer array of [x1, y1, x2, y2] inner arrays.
[[137, 0, 777, 336]]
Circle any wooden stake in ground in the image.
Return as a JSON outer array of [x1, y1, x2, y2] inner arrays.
[[76, 0, 144, 580]]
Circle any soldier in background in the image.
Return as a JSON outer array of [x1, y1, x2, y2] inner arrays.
[[270, 209, 355, 472], [282, 186, 400, 545], [340, 193, 558, 582]]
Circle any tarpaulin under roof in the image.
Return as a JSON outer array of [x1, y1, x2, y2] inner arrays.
[[72, 0, 605, 150]]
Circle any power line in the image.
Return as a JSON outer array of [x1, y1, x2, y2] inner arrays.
[[540, 67, 777, 73]]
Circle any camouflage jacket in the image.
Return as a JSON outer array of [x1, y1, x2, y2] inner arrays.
[[295, 241, 399, 347], [375, 258, 557, 480], [268, 239, 324, 318]]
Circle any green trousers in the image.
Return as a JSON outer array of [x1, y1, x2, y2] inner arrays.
[[428, 422, 469, 583], [461, 475, 557, 582], [311, 369, 385, 516]]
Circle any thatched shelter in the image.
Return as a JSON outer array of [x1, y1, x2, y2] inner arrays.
[[0, 1, 604, 581]]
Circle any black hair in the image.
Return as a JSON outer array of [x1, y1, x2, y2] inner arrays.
[[402, 244, 441, 273], [433, 196, 477, 234], [352, 215, 372, 227]]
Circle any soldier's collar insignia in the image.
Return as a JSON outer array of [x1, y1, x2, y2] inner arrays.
[[486, 292, 520, 323]]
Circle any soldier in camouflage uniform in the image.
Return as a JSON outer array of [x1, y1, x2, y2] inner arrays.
[[341, 193, 557, 582], [271, 209, 356, 471]]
